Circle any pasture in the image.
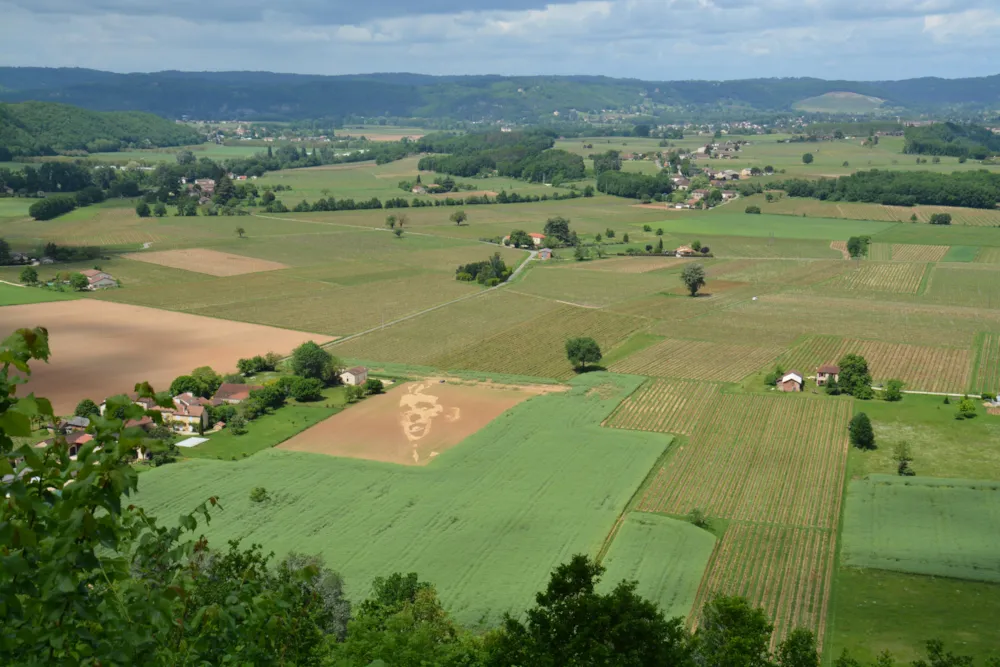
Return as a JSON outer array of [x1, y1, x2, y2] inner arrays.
[[841, 476, 1000, 582], [0, 299, 331, 413], [0, 283, 79, 306], [135, 373, 670, 624]]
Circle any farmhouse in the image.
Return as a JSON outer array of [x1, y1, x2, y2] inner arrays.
[[675, 245, 698, 257], [80, 269, 116, 290], [691, 189, 709, 200], [342, 366, 369, 386], [816, 364, 840, 386], [411, 186, 427, 195], [529, 233, 547, 246], [56, 415, 90, 434], [777, 370, 803, 393], [194, 178, 216, 194], [722, 190, 738, 201]]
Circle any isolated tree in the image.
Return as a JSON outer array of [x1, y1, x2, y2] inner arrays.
[[802, 153, 814, 165], [396, 213, 408, 228], [883, 379, 904, 402], [893, 441, 915, 476], [74, 398, 100, 418], [393, 227, 404, 238], [386, 214, 397, 229], [565, 337, 602, 372], [957, 398, 977, 419], [696, 595, 774, 667], [153, 201, 167, 217], [681, 263, 706, 297], [910, 213, 918, 222], [929, 213, 952, 225], [364, 378, 385, 395], [846, 236, 870, 259], [838, 354, 873, 397], [508, 229, 533, 248], [135, 201, 151, 217], [487, 555, 693, 667], [19, 265, 38, 285], [849, 412, 875, 450], [449, 209, 468, 226], [236, 226, 246, 238], [543, 216, 573, 245], [622, 233, 630, 243], [745, 205, 762, 214], [291, 341, 339, 383], [765, 193, 775, 203], [69, 272, 89, 291]]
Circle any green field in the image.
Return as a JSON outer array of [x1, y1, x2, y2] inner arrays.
[[135, 373, 670, 623], [841, 476, 1000, 582], [598, 512, 716, 620], [0, 282, 79, 306], [656, 211, 898, 240]]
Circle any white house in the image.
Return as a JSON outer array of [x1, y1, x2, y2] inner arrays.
[[342, 367, 369, 386]]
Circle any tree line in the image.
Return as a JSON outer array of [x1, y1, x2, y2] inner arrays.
[[749, 169, 1000, 209], [416, 129, 585, 183], [904, 122, 1000, 159]]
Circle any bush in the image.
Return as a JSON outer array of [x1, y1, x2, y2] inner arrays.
[[957, 398, 977, 419], [290, 377, 325, 402], [229, 412, 248, 435], [364, 378, 385, 396], [249, 486, 269, 503], [849, 413, 875, 449], [29, 195, 77, 221], [688, 508, 710, 529], [744, 205, 761, 214], [929, 213, 952, 225], [883, 379, 904, 402]]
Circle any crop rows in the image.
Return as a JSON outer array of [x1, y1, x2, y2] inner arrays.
[[780, 335, 971, 393], [975, 247, 1000, 264], [638, 395, 851, 529], [691, 523, 836, 646], [610, 338, 784, 382], [867, 243, 893, 261], [432, 305, 644, 380], [971, 333, 1000, 395], [891, 244, 949, 262], [829, 262, 926, 294], [605, 379, 722, 435]]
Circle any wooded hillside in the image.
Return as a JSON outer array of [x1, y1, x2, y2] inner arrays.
[[904, 122, 1000, 159], [0, 101, 203, 157]]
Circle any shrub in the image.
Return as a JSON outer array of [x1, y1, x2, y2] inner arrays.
[[229, 412, 248, 435], [745, 205, 761, 214], [364, 378, 385, 396], [688, 508, 710, 529], [883, 379, 904, 402], [929, 213, 952, 225], [957, 398, 977, 419], [290, 377, 325, 402], [249, 486, 269, 503], [849, 413, 875, 449]]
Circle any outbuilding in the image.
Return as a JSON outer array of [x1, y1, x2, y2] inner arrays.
[[342, 366, 369, 386], [777, 370, 803, 392]]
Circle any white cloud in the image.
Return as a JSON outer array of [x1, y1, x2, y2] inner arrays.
[[923, 8, 1000, 42]]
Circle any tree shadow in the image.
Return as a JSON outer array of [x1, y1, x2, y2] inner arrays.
[[573, 365, 608, 375]]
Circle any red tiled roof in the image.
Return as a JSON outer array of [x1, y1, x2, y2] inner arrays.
[[818, 364, 840, 374], [529, 233, 546, 239], [346, 366, 368, 375], [214, 383, 260, 401]]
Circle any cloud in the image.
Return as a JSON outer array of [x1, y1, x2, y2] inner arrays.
[[0, 0, 997, 80]]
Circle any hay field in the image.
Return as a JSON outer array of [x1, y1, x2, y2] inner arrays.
[[134, 374, 670, 625], [123, 248, 289, 276], [280, 381, 545, 465], [841, 476, 1000, 582], [741, 194, 1000, 227], [1, 300, 331, 413], [599, 513, 716, 620]]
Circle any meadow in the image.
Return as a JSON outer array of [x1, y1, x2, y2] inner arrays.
[[135, 373, 670, 624]]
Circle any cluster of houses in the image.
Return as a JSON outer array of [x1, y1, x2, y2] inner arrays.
[[776, 365, 840, 393]]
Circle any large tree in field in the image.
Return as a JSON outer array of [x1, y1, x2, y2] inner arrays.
[[565, 337, 602, 372], [74, 398, 100, 418], [838, 353, 873, 398], [449, 209, 467, 226], [846, 235, 870, 259], [681, 263, 706, 296], [486, 555, 693, 667], [543, 216, 573, 245], [291, 341, 340, 384], [849, 412, 875, 449], [802, 153, 814, 164], [19, 266, 38, 285]]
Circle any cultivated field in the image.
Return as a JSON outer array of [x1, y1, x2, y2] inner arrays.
[[779, 335, 972, 393], [605, 379, 722, 435], [123, 248, 290, 276], [432, 305, 644, 380], [135, 374, 670, 624], [740, 194, 1000, 227], [610, 338, 784, 382], [1, 300, 331, 413], [599, 513, 717, 620], [841, 476, 1000, 582], [280, 380, 548, 465], [970, 333, 1000, 395], [568, 256, 692, 274], [638, 394, 851, 529], [827, 262, 926, 294], [692, 522, 837, 646]]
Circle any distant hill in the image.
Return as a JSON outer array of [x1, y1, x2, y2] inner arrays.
[[0, 101, 203, 157], [0, 68, 998, 122], [904, 122, 1000, 159], [793, 92, 885, 113]]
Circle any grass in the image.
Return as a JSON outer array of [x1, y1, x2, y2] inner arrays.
[[0, 282, 79, 306], [943, 246, 980, 262], [184, 397, 345, 460], [826, 568, 1000, 664], [656, 211, 898, 241], [135, 373, 670, 624], [598, 512, 716, 621], [849, 393, 1000, 480], [601, 332, 665, 367], [840, 475, 1000, 582]]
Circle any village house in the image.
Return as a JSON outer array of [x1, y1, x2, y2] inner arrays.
[[721, 190, 738, 201], [411, 186, 427, 195], [79, 269, 116, 290], [55, 415, 90, 434], [672, 177, 691, 190], [528, 233, 547, 246], [537, 248, 552, 260], [741, 168, 755, 178], [214, 383, 262, 405], [194, 178, 216, 194], [341, 366, 369, 386], [777, 370, 803, 393], [816, 364, 840, 386], [691, 189, 709, 201], [675, 245, 698, 258]]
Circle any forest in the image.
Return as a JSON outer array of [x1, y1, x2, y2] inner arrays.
[[417, 130, 585, 183], [765, 169, 1000, 208], [903, 122, 1000, 159], [0, 101, 203, 157]]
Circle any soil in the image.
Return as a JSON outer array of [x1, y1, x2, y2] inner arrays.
[[280, 380, 555, 465], [830, 241, 850, 260], [2, 300, 332, 413], [122, 248, 289, 276]]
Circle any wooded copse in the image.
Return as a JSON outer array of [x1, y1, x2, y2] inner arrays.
[[903, 122, 1000, 159], [755, 169, 1000, 208], [416, 130, 585, 182]]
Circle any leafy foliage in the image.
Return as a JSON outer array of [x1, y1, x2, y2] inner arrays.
[[838, 354, 874, 398], [904, 122, 1000, 159], [597, 170, 674, 199], [565, 337, 602, 371], [774, 170, 1000, 209], [681, 263, 706, 297], [291, 341, 340, 384], [849, 412, 876, 449]]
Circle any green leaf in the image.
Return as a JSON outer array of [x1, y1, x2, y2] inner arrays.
[[0, 411, 32, 437]]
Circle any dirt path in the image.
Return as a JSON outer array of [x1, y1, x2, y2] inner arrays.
[[0, 280, 25, 288]]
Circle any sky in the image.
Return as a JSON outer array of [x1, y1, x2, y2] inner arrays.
[[1, 0, 998, 81]]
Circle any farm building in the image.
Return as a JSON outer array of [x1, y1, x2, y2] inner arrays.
[[538, 248, 552, 260], [816, 364, 840, 386], [675, 245, 698, 258], [672, 177, 691, 190], [777, 371, 803, 392], [528, 233, 547, 246], [80, 269, 116, 290], [722, 190, 738, 201], [691, 189, 709, 200], [342, 366, 369, 386]]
